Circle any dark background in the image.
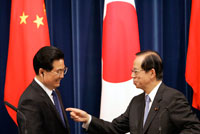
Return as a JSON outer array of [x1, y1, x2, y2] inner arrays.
[[1, 0, 199, 134]]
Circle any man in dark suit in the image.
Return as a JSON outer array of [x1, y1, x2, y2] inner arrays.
[[17, 46, 70, 134], [66, 50, 200, 134]]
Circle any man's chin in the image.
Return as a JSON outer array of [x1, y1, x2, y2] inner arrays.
[[54, 83, 60, 88], [135, 85, 139, 88], [134, 83, 140, 89]]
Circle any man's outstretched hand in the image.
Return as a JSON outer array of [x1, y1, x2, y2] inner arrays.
[[66, 108, 90, 123]]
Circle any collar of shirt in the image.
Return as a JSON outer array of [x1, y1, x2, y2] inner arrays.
[[145, 81, 162, 109], [34, 77, 55, 104]]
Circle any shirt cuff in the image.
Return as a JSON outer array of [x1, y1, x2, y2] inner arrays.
[[82, 115, 92, 130]]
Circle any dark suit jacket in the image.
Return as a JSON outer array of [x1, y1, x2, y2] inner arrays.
[[17, 79, 70, 134], [88, 83, 200, 134]]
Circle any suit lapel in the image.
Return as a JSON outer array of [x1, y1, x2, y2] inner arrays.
[[55, 89, 70, 130], [138, 93, 146, 128], [47, 90, 67, 128], [31, 80, 66, 128], [143, 83, 165, 133]]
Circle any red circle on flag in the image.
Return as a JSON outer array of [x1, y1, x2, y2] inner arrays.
[[102, 2, 140, 83]]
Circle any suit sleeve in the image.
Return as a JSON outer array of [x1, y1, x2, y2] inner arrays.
[[87, 98, 135, 134], [168, 91, 200, 134], [17, 99, 45, 134]]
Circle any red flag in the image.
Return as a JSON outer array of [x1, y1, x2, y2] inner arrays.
[[4, 0, 50, 124], [100, 0, 142, 121], [185, 0, 200, 110]]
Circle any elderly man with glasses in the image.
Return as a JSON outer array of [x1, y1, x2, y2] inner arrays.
[[66, 50, 200, 134]]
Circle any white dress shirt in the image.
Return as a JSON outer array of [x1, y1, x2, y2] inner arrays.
[[145, 81, 162, 111], [34, 77, 55, 104]]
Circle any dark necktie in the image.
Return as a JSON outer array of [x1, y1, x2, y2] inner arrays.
[[143, 95, 151, 126], [52, 90, 66, 127]]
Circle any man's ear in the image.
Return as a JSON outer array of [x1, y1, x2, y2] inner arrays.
[[151, 68, 156, 78], [39, 68, 44, 77]]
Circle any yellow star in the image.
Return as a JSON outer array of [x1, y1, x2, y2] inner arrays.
[[20, 12, 29, 24], [33, 15, 44, 29]]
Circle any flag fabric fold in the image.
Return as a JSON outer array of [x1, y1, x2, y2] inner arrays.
[[4, 0, 50, 124], [185, 0, 200, 110], [100, 0, 142, 121]]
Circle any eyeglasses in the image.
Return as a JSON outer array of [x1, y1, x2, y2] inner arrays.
[[131, 69, 144, 75], [51, 67, 68, 76]]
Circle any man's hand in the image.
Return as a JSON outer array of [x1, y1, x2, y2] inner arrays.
[[66, 108, 90, 123]]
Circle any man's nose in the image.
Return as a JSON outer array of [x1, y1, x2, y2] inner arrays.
[[59, 72, 65, 78], [131, 72, 136, 78]]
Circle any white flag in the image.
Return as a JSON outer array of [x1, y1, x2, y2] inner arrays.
[[100, 0, 142, 121]]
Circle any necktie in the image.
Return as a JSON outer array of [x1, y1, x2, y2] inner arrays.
[[143, 95, 151, 126], [52, 90, 66, 127]]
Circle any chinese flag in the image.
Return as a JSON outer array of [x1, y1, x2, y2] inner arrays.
[[185, 0, 200, 110], [4, 0, 50, 124], [100, 0, 142, 121]]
